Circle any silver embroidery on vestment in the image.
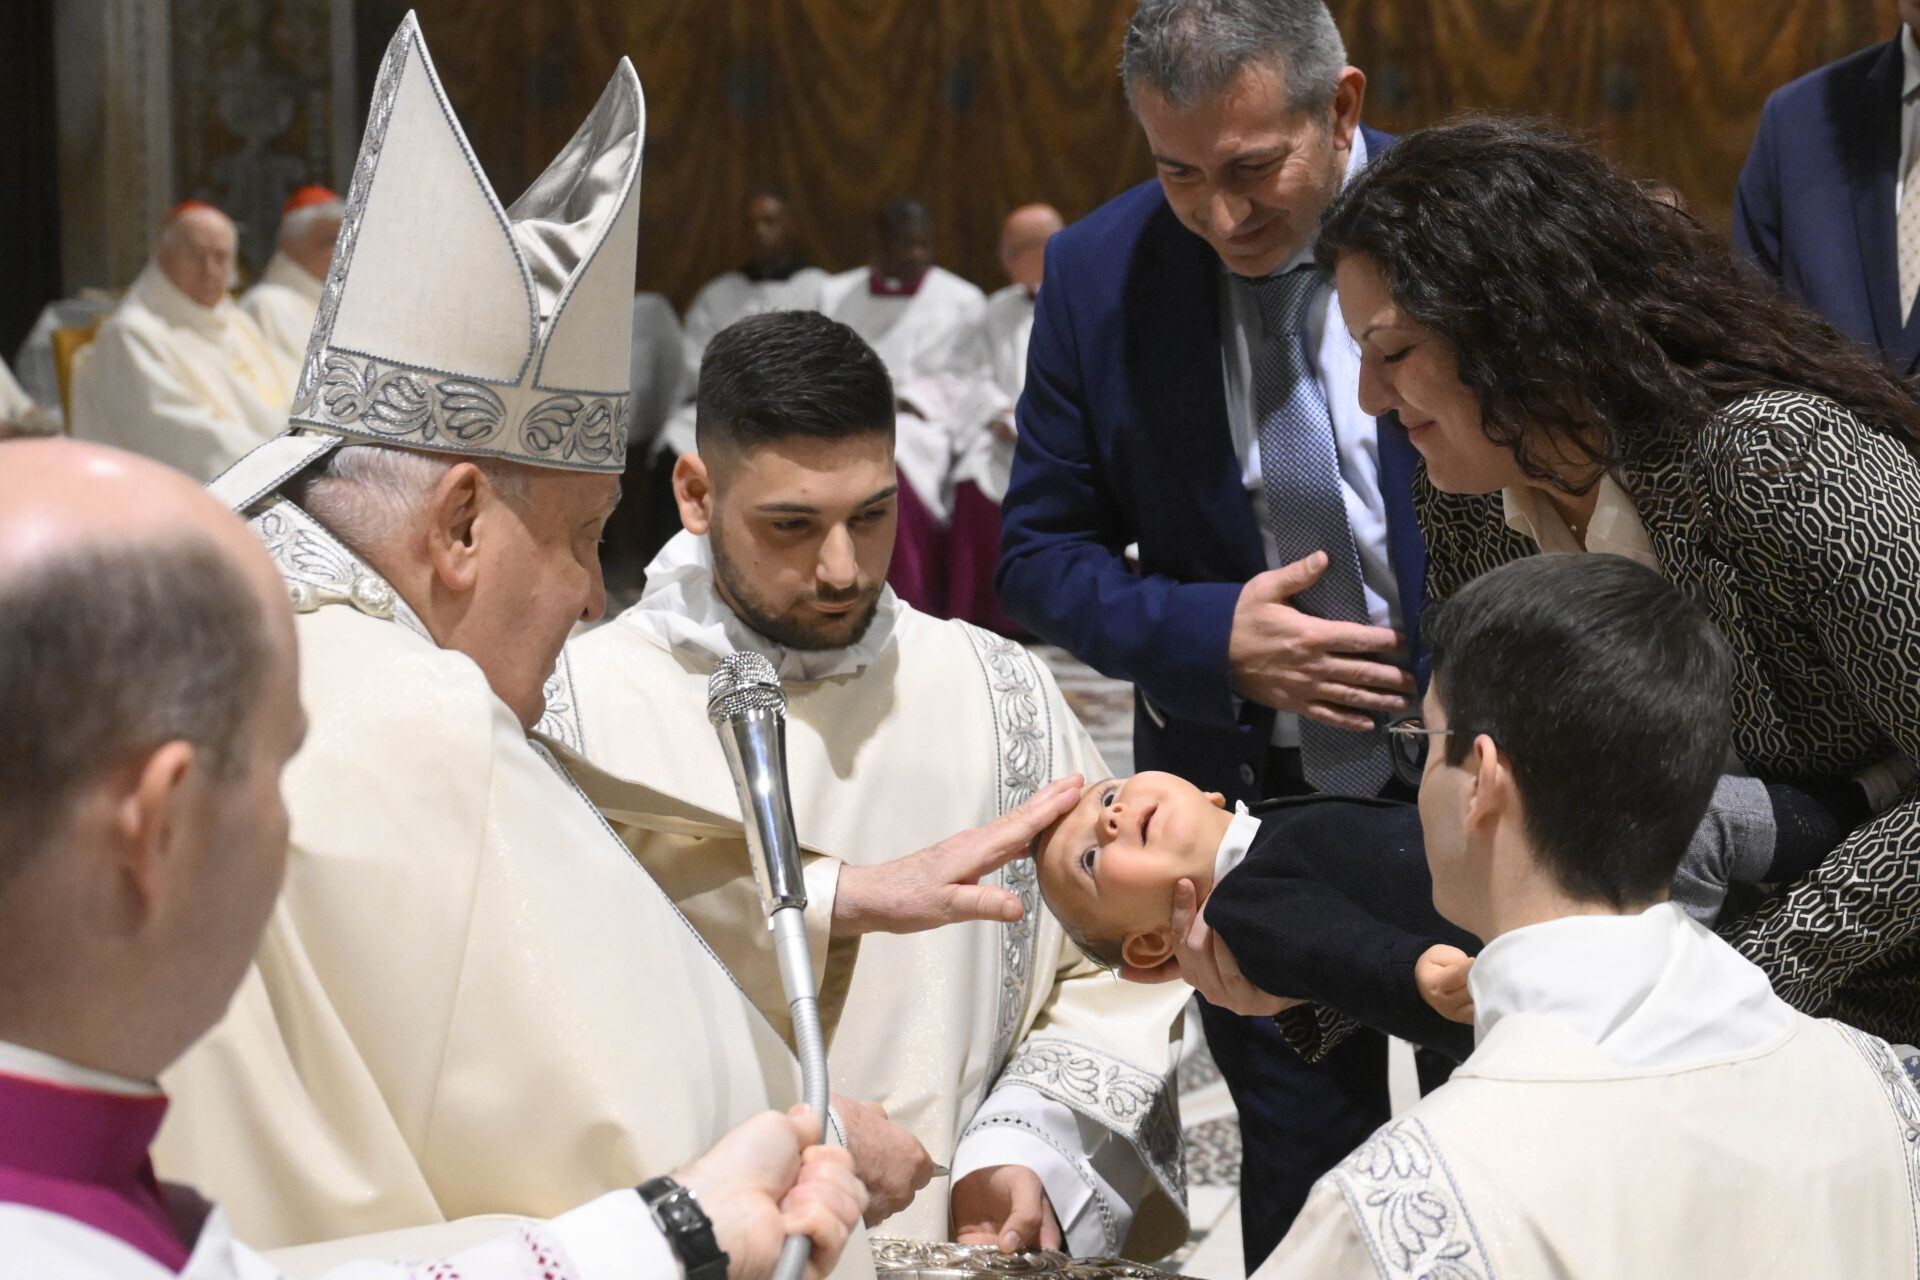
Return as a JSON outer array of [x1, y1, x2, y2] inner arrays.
[[251, 498, 429, 640], [997, 1036, 1186, 1208], [535, 647, 587, 753], [1831, 1019, 1920, 1274], [1328, 1117, 1494, 1280]]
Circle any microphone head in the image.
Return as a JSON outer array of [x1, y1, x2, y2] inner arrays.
[[707, 650, 786, 725]]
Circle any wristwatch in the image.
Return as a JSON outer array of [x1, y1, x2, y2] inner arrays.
[[637, 1176, 730, 1280]]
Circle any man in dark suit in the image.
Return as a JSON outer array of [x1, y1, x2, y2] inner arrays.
[[995, 0, 1426, 1266], [1735, 3, 1920, 374]]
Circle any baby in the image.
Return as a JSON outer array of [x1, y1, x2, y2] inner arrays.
[[1033, 768, 1857, 1061]]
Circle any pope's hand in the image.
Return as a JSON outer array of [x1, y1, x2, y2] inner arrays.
[[832, 1093, 935, 1225], [951, 1165, 1062, 1254], [831, 776, 1083, 936], [1121, 879, 1304, 1018], [674, 1105, 867, 1280]]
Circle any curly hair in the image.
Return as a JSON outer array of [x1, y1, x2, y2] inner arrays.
[[1314, 115, 1920, 489]]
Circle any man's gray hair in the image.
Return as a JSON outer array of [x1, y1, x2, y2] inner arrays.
[[0, 540, 269, 893], [294, 444, 533, 562], [1121, 0, 1348, 114]]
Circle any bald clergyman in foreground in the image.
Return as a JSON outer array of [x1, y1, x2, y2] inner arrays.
[[156, 16, 1074, 1268], [0, 439, 867, 1280], [70, 202, 291, 481]]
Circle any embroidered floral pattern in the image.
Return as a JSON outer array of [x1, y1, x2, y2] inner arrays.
[[1328, 1118, 1493, 1280], [960, 623, 1049, 1079], [1000, 1036, 1186, 1205], [535, 648, 586, 752], [251, 498, 429, 639]]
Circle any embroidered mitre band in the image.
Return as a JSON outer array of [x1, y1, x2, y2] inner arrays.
[[288, 11, 643, 475]]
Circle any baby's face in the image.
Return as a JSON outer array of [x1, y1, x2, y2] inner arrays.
[[1035, 772, 1230, 968]]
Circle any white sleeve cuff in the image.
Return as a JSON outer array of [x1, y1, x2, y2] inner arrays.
[[542, 1189, 683, 1280], [951, 1084, 1145, 1256], [802, 857, 842, 986]]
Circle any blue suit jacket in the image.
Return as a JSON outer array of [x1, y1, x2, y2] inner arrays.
[[1735, 34, 1920, 374], [995, 128, 1426, 804]]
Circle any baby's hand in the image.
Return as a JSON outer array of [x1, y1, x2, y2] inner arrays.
[[1415, 944, 1475, 1024]]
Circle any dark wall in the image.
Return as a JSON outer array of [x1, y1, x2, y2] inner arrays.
[[0, 0, 63, 360], [371, 0, 1899, 312]]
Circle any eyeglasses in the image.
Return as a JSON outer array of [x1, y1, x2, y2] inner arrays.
[[1384, 716, 1496, 790]]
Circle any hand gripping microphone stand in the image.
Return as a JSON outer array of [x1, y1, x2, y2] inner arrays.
[[708, 652, 830, 1280]]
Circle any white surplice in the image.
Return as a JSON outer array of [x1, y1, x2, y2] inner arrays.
[[69, 264, 291, 481], [154, 498, 869, 1280], [1, 357, 35, 421], [654, 268, 831, 459], [545, 532, 1193, 1260], [820, 267, 987, 387], [1257, 903, 1920, 1279], [239, 253, 324, 389]]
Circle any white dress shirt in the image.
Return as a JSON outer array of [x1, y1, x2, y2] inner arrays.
[[1500, 474, 1662, 572], [1897, 24, 1920, 212], [1219, 132, 1401, 746]]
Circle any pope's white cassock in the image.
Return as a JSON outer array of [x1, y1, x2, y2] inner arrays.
[[3, 1041, 682, 1280], [151, 21, 869, 1279], [821, 265, 986, 387], [69, 263, 291, 481], [239, 251, 324, 387], [1257, 903, 1920, 1279], [545, 531, 1194, 1260]]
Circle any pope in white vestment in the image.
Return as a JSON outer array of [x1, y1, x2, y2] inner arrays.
[[152, 21, 869, 1276], [548, 531, 1193, 1260], [70, 204, 291, 481], [1258, 903, 1920, 1279]]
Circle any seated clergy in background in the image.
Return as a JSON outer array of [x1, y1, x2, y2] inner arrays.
[[940, 203, 1064, 634], [822, 198, 986, 387], [1260, 555, 1920, 1279], [155, 19, 1049, 1261], [69, 202, 291, 482], [0, 438, 867, 1280], [239, 186, 342, 383], [548, 310, 1194, 1262], [647, 189, 828, 571]]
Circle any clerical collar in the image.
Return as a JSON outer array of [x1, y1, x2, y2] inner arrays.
[[129, 261, 229, 338], [0, 1039, 190, 1270], [619, 529, 904, 682], [1211, 802, 1261, 885], [744, 253, 812, 284], [1468, 902, 1793, 1070], [868, 266, 928, 298]]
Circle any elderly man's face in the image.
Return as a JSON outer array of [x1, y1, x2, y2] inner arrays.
[[463, 469, 621, 729], [158, 208, 238, 309], [1135, 59, 1362, 278]]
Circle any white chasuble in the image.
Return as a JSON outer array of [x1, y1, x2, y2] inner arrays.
[[239, 252, 325, 390], [546, 532, 1192, 1260], [1258, 905, 1920, 1279], [69, 264, 291, 481], [154, 500, 870, 1280]]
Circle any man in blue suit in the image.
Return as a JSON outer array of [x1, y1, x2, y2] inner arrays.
[[1735, 3, 1920, 374], [995, 0, 1427, 1266]]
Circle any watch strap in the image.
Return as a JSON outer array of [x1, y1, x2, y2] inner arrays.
[[638, 1175, 730, 1280]]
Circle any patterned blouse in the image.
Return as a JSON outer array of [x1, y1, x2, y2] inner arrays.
[[1418, 388, 1920, 1042]]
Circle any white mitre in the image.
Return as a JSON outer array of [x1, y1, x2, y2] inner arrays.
[[214, 10, 643, 511]]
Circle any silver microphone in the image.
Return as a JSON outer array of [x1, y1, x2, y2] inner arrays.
[[708, 651, 832, 1280], [707, 651, 806, 918]]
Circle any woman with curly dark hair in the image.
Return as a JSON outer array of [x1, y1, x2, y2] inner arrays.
[[1313, 115, 1920, 1045]]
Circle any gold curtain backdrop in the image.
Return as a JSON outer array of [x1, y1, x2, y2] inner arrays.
[[366, 0, 1900, 312]]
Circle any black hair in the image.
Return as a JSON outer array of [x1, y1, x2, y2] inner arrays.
[[878, 198, 930, 236], [694, 311, 895, 458], [1423, 554, 1733, 907], [1315, 115, 1920, 490]]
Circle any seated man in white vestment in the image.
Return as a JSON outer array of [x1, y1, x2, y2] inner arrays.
[[1251, 554, 1920, 1279], [239, 186, 342, 385], [548, 310, 1195, 1261], [820, 199, 986, 388], [0, 437, 867, 1280], [155, 19, 1074, 1264], [69, 202, 291, 482]]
